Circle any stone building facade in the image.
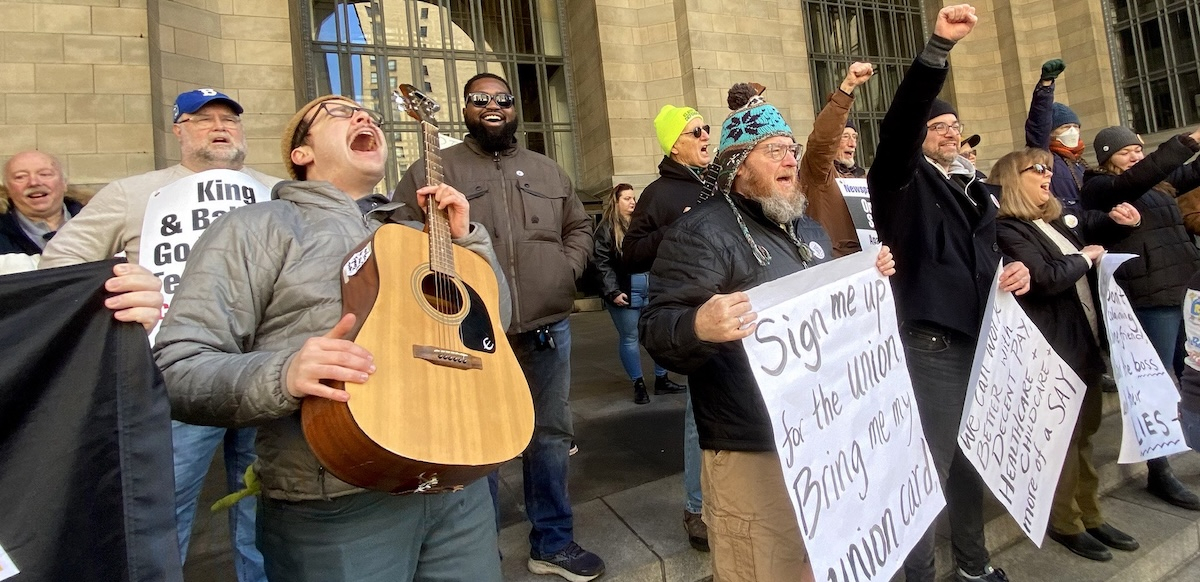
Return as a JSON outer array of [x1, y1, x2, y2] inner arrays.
[[0, 0, 1187, 198]]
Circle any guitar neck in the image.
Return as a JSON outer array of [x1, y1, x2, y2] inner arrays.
[[422, 121, 455, 275]]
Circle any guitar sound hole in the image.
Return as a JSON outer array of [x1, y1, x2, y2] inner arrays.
[[421, 272, 464, 315]]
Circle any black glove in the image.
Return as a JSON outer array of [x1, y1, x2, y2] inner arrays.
[[1040, 59, 1066, 82]]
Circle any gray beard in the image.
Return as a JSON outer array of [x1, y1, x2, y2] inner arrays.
[[760, 191, 808, 223], [193, 146, 246, 168]]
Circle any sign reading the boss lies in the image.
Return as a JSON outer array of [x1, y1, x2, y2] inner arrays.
[[741, 249, 944, 582], [1098, 254, 1190, 463], [958, 272, 1086, 546], [139, 169, 267, 342]]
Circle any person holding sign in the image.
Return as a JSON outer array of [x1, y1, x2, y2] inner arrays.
[[155, 95, 509, 581], [1081, 122, 1200, 511], [867, 5, 1030, 582], [40, 88, 281, 582], [993, 147, 1142, 561], [640, 80, 896, 581]]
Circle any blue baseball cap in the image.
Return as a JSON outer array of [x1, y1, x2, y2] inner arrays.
[[173, 88, 243, 122]]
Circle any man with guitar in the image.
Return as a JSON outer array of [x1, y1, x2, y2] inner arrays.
[[155, 95, 509, 581], [393, 73, 602, 582]]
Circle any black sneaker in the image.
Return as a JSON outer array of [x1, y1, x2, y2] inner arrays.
[[654, 374, 687, 395], [528, 542, 605, 582], [955, 565, 1009, 582]]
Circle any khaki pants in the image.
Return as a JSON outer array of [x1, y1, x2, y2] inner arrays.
[[1049, 383, 1105, 534], [701, 450, 814, 582]]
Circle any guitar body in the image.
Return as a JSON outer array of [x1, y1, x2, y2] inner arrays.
[[302, 224, 533, 494]]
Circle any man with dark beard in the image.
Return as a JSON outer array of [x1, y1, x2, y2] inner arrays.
[[40, 88, 280, 582], [640, 84, 895, 581], [392, 73, 600, 582]]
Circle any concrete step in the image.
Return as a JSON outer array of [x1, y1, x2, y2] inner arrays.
[[498, 392, 1200, 582]]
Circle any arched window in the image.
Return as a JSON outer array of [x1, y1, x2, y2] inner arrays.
[[300, 0, 577, 191]]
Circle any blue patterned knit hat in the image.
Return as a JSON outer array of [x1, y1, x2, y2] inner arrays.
[[711, 83, 794, 198]]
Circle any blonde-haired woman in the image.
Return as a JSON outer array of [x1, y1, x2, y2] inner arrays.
[[593, 183, 685, 404], [994, 147, 1141, 562]]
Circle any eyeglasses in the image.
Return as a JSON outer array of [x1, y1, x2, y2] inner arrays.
[[1022, 163, 1052, 175], [926, 122, 965, 136], [176, 114, 242, 129], [292, 102, 383, 149], [466, 92, 515, 109], [683, 125, 711, 139], [755, 142, 802, 162]]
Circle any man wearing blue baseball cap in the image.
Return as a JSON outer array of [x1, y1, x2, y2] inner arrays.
[[42, 87, 281, 582]]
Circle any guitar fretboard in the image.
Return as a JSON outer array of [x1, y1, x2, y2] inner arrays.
[[422, 120, 455, 275]]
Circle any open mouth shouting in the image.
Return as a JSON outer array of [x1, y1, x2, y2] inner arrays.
[[350, 128, 380, 153]]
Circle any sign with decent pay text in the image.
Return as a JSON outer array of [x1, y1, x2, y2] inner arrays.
[[959, 271, 1086, 546]]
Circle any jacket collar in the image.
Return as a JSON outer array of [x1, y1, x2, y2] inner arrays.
[[271, 180, 371, 219], [658, 156, 703, 183]]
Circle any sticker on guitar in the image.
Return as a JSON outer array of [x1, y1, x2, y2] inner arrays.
[[342, 242, 373, 283]]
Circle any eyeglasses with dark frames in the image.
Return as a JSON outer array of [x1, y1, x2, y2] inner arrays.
[[176, 114, 242, 129], [465, 92, 516, 109], [754, 142, 802, 162], [291, 102, 383, 150], [683, 125, 711, 139], [1021, 163, 1052, 176], [926, 121, 965, 136]]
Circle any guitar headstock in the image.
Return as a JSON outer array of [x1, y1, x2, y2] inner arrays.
[[394, 84, 440, 127]]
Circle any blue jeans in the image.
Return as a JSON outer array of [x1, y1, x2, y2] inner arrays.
[[509, 318, 575, 556], [899, 321, 989, 580], [604, 302, 665, 381], [684, 391, 703, 514], [172, 421, 265, 582], [1134, 305, 1184, 375], [258, 479, 500, 581]]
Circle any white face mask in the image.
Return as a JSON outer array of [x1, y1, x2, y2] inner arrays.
[[1057, 126, 1081, 148]]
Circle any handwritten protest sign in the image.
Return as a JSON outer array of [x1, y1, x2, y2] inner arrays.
[[742, 249, 943, 582], [958, 270, 1086, 546], [835, 178, 878, 249], [0, 544, 18, 581], [1098, 254, 1189, 463], [139, 169, 267, 342]]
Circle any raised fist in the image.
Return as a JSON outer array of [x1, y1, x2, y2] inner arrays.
[[841, 62, 875, 93], [934, 4, 978, 43], [1041, 59, 1066, 82]]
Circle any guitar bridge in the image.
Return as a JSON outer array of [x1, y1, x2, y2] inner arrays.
[[413, 345, 483, 370]]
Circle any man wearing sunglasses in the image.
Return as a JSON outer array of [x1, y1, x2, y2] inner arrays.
[[393, 73, 600, 582], [154, 94, 509, 580], [867, 6, 1028, 582], [39, 87, 281, 582]]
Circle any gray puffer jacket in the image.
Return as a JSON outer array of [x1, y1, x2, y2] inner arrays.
[[154, 180, 510, 501]]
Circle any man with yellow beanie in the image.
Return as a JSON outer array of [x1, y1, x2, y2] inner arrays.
[[154, 94, 509, 581], [620, 102, 712, 552]]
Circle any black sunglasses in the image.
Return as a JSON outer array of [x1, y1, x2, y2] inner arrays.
[[684, 125, 711, 139], [466, 92, 515, 109], [1022, 163, 1052, 176]]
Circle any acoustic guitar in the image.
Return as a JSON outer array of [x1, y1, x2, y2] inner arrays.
[[301, 85, 533, 494]]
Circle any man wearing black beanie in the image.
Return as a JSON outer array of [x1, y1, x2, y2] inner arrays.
[[868, 5, 1028, 582]]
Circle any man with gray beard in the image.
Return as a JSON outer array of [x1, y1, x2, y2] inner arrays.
[[641, 84, 895, 581], [41, 88, 280, 582]]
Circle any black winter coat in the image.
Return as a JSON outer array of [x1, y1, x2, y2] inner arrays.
[[0, 198, 84, 255], [996, 215, 1130, 383], [867, 56, 1003, 338], [593, 217, 633, 303], [1081, 134, 1200, 307], [622, 156, 705, 273], [641, 193, 833, 451]]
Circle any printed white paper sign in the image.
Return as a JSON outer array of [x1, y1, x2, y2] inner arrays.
[[742, 248, 944, 582], [959, 270, 1086, 546], [1098, 254, 1190, 462], [835, 178, 878, 250], [139, 169, 267, 343]]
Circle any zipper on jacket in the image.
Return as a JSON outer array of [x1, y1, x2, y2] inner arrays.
[[494, 150, 522, 329], [318, 465, 330, 501]]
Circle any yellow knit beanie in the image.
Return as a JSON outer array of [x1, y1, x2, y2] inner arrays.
[[654, 104, 702, 156]]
